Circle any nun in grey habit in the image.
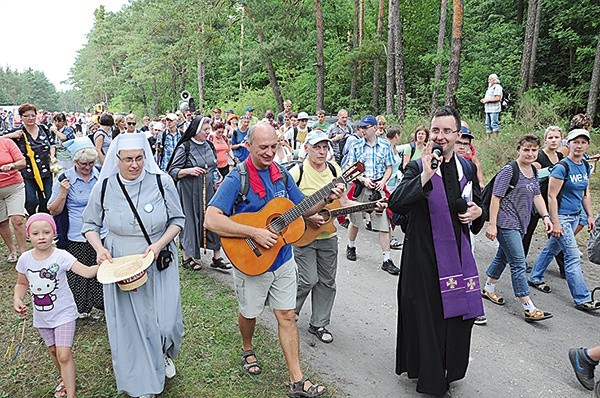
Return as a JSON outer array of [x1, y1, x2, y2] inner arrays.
[[167, 116, 231, 270], [82, 133, 184, 398]]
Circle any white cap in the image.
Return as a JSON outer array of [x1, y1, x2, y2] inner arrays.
[[305, 131, 331, 145], [297, 112, 309, 120]]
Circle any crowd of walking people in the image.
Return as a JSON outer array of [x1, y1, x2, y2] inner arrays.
[[3, 93, 600, 398]]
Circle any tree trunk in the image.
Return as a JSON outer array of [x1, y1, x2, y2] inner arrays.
[[385, 0, 395, 115], [527, 0, 543, 89], [244, 6, 283, 111], [445, 0, 463, 109], [520, 0, 537, 93], [371, 0, 385, 114], [315, 0, 325, 111], [517, 0, 525, 25], [350, 0, 359, 101], [239, 6, 245, 92], [431, 0, 449, 113], [394, 10, 406, 123], [197, 58, 205, 113], [587, 34, 600, 120]]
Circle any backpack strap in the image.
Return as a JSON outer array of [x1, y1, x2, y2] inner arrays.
[[295, 161, 337, 187], [156, 174, 165, 199], [457, 156, 475, 183], [234, 161, 289, 208], [100, 177, 109, 220], [206, 139, 217, 160], [409, 142, 416, 160]]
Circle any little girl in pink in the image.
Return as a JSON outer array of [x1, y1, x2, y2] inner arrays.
[[13, 213, 99, 398]]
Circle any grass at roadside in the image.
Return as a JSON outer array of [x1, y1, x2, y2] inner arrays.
[[0, 255, 335, 397]]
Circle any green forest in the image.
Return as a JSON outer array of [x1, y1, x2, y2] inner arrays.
[[1, 0, 599, 128]]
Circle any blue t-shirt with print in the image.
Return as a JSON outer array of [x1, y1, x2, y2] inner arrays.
[[550, 157, 590, 215], [231, 129, 250, 162], [208, 166, 304, 272]]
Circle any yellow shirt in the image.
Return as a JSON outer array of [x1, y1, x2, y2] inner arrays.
[[290, 160, 342, 240]]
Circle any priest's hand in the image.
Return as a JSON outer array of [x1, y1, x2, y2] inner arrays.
[[419, 142, 441, 186], [458, 201, 482, 225]]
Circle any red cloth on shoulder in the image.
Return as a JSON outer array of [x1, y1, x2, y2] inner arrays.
[[245, 157, 283, 199]]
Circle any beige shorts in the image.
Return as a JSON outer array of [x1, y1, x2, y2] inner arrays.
[[233, 257, 297, 318], [0, 182, 25, 222], [349, 187, 389, 232]]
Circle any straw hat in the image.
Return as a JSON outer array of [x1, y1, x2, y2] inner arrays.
[[97, 252, 154, 291]]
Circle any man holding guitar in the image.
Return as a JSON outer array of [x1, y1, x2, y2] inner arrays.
[[289, 131, 386, 344], [205, 122, 344, 398]]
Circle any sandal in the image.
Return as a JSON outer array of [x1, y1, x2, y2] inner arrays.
[[211, 257, 232, 270], [241, 350, 261, 376], [528, 280, 552, 293], [524, 308, 553, 323], [54, 380, 66, 398], [7, 252, 18, 263], [181, 257, 202, 271], [287, 376, 327, 398], [308, 325, 333, 344], [389, 238, 403, 250], [481, 290, 505, 306], [575, 300, 600, 312]]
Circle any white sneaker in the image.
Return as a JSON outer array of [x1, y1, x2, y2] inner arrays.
[[164, 354, 176, 378], [474, 316, 487, 325], [78, 312, 90, 319], [138, 395, 155, 398]]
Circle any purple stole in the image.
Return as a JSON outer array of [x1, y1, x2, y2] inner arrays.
[[427, 168, 484, 320]]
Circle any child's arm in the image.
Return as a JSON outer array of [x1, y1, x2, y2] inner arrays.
[[13, 272, 28, 315], [71, 261, 99, 279]]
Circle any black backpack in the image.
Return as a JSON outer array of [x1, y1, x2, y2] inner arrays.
[[53, 173, 70, 249], [397, 142, 417, 173], [501, 87, 513, 111], [337, 131, 359, 164], [233, 161, 289, 209], [480, 160, 537, 222]]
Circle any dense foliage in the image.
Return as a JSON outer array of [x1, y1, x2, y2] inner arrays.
[[0, 67, 60, 111]]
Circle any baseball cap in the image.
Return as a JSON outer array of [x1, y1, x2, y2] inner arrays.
[[245, 106, 254, 112], [566, 128, 590, 142], [166, 113, 178, 121], [297, 112, 309, 120], [225, 109, 234, 114], [460, 125, 474, 139], [305, 131, 331, 146], [355, 115, 377, 127]]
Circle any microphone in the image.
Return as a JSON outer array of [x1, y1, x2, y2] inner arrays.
[[455, 197, 468, 214], [431, 144, 443, 169]]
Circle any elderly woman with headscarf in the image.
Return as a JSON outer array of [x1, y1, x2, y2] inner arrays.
[[48, 138, 105, 318], [81, 133, 184, 398], [167, 116, 231, 271]]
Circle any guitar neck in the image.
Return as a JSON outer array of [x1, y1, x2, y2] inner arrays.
[[329, 201, 379, 218]]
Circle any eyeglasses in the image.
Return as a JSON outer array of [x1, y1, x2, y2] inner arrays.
[[430, 128, 458, 136], [76, 161, 95, 167], [22, 114, 36, 119], [127, 122, 136, 126], [456, 141, 470, 146], [117, 154, 145, 165]]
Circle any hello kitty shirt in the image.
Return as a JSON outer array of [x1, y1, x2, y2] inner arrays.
[[16, 249, 78, 329]]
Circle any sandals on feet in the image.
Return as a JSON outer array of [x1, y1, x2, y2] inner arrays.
[[7, 252, 18, 263], [524, 308, 553, 323], [528, 281, 552, 293], [181, 257, 202, 271], [575, 300, 600, 312], [241, 350, 261, 376], [211, 257, 232, 270], [287, 376, 327, 398], [54, 381, 66, 398], [481, 290, 505, 305], [308, 325, 333, 344]]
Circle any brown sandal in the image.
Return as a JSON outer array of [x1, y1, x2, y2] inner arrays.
[[524, 308, 553, 322], [481, 289, 505, 305], [182, 257, 202, 271]]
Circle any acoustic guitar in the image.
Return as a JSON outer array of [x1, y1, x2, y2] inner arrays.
[[293, 200, 381, 247], [221, 162, 364, 276]]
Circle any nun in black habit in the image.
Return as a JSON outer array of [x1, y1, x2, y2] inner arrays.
[[389, 107, 485, 397], [167, 116, 231, 270]]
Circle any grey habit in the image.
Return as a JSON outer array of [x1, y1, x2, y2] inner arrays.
[[82, 171, 185, 397], [168, 139, 220, 258]]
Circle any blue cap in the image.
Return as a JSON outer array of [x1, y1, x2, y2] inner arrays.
[[64, 137, 95, 159], [245, 106, 254, 112], [355, 115, 377, 127], [460, 125, 474, 139]]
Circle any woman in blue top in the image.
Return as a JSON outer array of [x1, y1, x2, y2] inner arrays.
[[529, 129, 600, 311]]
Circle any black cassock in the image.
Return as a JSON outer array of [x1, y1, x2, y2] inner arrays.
[[389, 156, 484, 397]]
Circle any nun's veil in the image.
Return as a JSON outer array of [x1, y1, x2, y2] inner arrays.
[[98, 133, 164, 182]]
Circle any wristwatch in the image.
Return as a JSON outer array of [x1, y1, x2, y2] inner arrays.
[[542, 214, 550, 219]]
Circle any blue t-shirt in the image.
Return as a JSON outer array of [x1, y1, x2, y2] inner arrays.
[[208, 166, 304, 271], [231, 129, 250, 162], [493, 164, 540, 234], [551, 157, 590, 215]]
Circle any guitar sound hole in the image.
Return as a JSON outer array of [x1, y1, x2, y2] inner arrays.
[[270, 216, 284, 233]]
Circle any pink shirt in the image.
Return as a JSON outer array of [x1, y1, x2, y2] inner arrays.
[[0, 138, 24, 188]]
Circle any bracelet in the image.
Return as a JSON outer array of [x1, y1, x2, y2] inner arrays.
[[542, 214, 550, 219]]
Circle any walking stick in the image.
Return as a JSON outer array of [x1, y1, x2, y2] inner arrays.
[[202, 172, 207, 255]]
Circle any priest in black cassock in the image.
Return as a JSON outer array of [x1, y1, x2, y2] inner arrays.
[[389, 106, 485, 397]]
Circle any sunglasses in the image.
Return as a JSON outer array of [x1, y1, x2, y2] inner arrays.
[[127, 122, 136, 126]]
